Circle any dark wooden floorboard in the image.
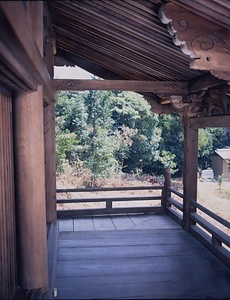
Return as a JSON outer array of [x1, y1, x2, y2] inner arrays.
[[59, 214, 179, 232], [73, 216, 95, 231], [110, 214, 134, 230], [92, 215, 116, 230], [58, 219, 74, 231], [56, 215, 230, 299]]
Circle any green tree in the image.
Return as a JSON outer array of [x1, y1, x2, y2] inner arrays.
[[110, 92, 160, 173], [156, 113, 184, 176], [55, 116, 77, 174], [198, 128, 213, 171]]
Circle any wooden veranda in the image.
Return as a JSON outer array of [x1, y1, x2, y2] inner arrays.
[[0, 1, 230, 299], [55, 178, 230, 299], [56, 214, 230, 299]]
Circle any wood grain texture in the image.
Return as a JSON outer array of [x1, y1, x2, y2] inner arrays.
[[54, 79, 188, 95], [14, 86, 48, 291], [44, 103, 57, 223], [0, 92, 17, 300], [190, 115, 230, 129], [182, 115, 198, 231], [0, 1, 56, 102], [58, 214, 181, 232], [56, 219, 230, 299], [12, 4, 48, 290]]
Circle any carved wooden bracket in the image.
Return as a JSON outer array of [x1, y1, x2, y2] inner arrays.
[[188, 86, 230, 117], [159, 3, 230, 80], [169, 85, 230, 117]]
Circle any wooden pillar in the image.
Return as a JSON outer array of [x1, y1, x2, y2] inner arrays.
[[44, 103, 57, 223], [183, 114, 198, 231], [14, 87, 48, 291], [13, 1, 48, 291], [161, 168, 171, 211], [43, 4, 57, 223]]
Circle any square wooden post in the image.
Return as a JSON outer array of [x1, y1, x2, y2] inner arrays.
[[44, 103, 57, 223], [43, 6, 57, 223], [161, 168, 171, 211], [183, 114, 198, 231]]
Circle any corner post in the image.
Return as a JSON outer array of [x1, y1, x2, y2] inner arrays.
[[183, 114, 198, 231]]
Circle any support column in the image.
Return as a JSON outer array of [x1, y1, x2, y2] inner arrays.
[[13, 1, 48, 291], [44, 103, 57, 223], [183, 114, 198, 231], [14, 87, 48, 291], [43, 5, 57, 223], [161, 168, 171, 211]]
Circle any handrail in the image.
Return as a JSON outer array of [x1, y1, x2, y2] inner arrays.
[[165, 186, 183, 226], [189, 200, 230, 268], [191, 200, 230, 229], [168, 187, 183, 199], [56, 185, 164, 217], [56, 186, 162, 193], [57, 195, 162, 204]]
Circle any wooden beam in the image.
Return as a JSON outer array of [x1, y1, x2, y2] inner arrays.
[[191, 115, 230, 129], [54, 79, 188, 94], [0, 1, 56, 102], [189, 74, 226, 93], [183, 114, 198, 231]]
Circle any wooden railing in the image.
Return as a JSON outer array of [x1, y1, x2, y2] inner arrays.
[[57, 186, 164, 218], [189, 200, 230, 268], [162, 168, 184, 226], [165, 187, 183, 226]]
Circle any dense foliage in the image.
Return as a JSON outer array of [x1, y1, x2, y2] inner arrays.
[[55, 90, 230, 182]]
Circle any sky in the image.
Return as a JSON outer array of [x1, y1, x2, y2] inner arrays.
[[54, 66, 93, 79]]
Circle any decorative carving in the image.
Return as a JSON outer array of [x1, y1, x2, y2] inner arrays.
[[165, 84, 230, 117], [210, 70, 230, 81], [187, 87, 230, 117], [170, 95, 189, 113], [159, 3, 230, 79]]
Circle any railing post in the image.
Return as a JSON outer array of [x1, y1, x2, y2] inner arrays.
[[162, 168, 171, 211], [106, 200, 112, 211]]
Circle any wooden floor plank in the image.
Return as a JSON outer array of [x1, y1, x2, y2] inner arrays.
[[56, 269, 230, 289], [58, 229, 197, 248], [73, 217, 94, 231], [110, 214, 134, 229], [127, 213, 154, 226], [56, 253, 229, 278], [56, 277, 230, 300], [92, 215, 116, 230], [58, 219, 74, 231], [57, 243, 207, 261], [56, 215, 230, 299], [129, 214, 181, 229]]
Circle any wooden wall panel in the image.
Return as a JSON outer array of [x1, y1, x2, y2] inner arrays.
[[0, 92, 17, 300]]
